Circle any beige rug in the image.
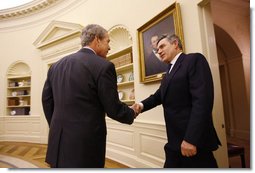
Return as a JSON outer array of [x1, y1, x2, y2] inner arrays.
[[0, 154, 38, 168]]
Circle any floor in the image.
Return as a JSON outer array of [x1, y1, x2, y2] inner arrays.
[[0, 141, 127, 168], [0, 138, 250, 168], [0, 141, 49, 168]]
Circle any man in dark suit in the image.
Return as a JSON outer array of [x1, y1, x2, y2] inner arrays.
[[145, 35, 168, 76], [133, 34, 221, 168], [42, 24, 137, 168]]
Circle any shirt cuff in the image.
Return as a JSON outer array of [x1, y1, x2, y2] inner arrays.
[[138, 102, 144, 110]]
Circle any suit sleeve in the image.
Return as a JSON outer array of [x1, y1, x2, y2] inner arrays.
[[141, 87, 162, 112], [42, 67, 54, 126], [184, 54, 214, 146], [141, 74, 166, 112], [97, 63, 134, 124]]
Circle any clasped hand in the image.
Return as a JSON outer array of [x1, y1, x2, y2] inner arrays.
[[129, 103, 142, 118]]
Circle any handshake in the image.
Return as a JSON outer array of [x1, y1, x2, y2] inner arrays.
[[130, 103, 143, 118]]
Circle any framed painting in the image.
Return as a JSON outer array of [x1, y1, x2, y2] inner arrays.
[[138, 3, 184, 83]]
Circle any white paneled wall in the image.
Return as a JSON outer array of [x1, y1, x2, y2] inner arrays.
[[0, 116, 167, 168], [0, 116, 41, 143], [106, 118, 167, 168], [0, 117, 4, 137]]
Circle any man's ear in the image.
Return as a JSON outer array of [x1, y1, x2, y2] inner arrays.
[[95, 36, 101, 43], [174, 40, 179, 49]]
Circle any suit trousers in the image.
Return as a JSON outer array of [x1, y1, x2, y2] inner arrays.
[[164, 148, 218, 168]]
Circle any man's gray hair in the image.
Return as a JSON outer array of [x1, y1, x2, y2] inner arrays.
[[157, 34, 183, 50], [81, 24, 107, 47]]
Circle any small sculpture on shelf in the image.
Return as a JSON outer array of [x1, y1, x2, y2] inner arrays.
[[19, 98, 24, 106], [18, 81, 24, 87], [118, 91, 124, 100], [128, 72, 134, 81], [129, 88, 135, 100]]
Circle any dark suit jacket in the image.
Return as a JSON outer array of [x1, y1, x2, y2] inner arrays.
[[142, 53, 221, 152], [42, 48, 134, 168]]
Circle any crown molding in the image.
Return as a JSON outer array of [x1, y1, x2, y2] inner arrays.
[[0, 0, 86, 31], [0, 0, 61, 20]]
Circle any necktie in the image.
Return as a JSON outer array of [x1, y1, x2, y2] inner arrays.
[[167, 63, 172, 74]]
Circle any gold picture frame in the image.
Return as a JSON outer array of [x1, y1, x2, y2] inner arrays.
[[138, 3, 184, 83]]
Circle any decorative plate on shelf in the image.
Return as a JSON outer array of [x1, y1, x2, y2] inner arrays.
[[117, 74, 124, 83], [11, 91, 17, 96], [118, 91, 124, 100], [10, 110, 16, 116]]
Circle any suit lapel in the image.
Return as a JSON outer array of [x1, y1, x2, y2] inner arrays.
[[161, 53, 185, 100]]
